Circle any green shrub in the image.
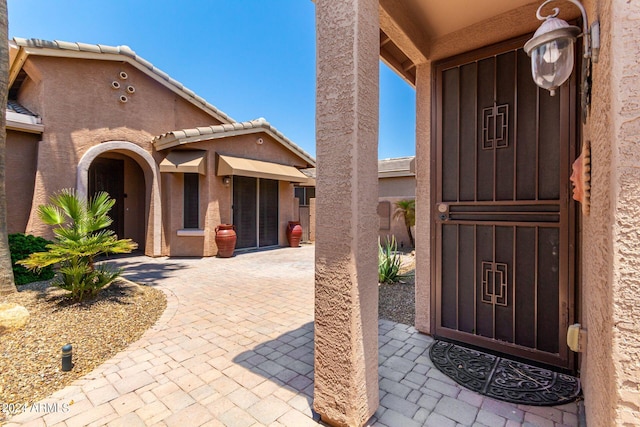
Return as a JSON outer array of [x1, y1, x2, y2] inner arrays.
[[9, 233, 56, 285], [378, 235, 402, 283], [18, 189, 137, 301]]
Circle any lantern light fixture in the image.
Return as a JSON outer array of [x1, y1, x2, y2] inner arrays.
[[524, 0, 599, 108]]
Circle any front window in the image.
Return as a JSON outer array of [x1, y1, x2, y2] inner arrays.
[[183, 173, 199, 228], [294, 186, 315, 206]]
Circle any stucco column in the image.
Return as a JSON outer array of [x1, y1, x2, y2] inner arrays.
[[314, 0, 380, 426], [580, 0, 640, 425], [414, 62, 432, 333]]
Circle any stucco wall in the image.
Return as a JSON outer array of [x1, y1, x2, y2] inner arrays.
[[580, 0, 640, 425], [414, 63, 432, 334], [5, 130, 38, 234], [314, 0, 380, 424], [378, 176, 415, 249], [159, 133, 305, 257], [378, 175, 414, 198]]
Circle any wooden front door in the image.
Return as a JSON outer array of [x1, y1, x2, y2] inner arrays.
[[88, 158, 125, 238], [433, 39, 576, 369]]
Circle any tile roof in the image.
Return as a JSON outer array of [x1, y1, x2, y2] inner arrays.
[[294, 157, 415, 184], [6, 100, 43, 133], [153, 118, 316, 167], [301, 168, 316, 179], [10, 38, 235, 124], [378, 156, 416, 178], [7, 100, 37, 116]]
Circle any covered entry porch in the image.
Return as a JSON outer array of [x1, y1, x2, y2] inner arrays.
[[313, 0, 640, 426]]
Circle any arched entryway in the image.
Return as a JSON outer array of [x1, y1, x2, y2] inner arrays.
[[88, 154, 145, 249], [77, 141, 162, 256]]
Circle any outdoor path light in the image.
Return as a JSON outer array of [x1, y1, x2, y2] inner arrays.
[[61, 344, 73, 372], [524, 0, 599, 119]]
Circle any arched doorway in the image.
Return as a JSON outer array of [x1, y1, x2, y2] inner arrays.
[[88, 154, 146, 250], [77, 141, 162, 256]]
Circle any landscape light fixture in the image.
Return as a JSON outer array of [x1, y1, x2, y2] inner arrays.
[[524, 0, 599, 119]]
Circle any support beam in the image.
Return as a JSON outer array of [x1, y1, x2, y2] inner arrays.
[[314, 0, 380, 426]]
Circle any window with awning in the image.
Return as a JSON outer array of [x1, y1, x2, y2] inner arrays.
[[216, 154, 307, 182], [159, 150, 207, 175]]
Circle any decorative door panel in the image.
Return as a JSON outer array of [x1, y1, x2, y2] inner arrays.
[[434, 42, 576, 369]]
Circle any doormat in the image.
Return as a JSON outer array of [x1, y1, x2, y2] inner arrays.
[[429, 340, 581, 406]]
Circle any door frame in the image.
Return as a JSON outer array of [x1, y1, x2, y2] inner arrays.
[[429, 34, 578, 370]]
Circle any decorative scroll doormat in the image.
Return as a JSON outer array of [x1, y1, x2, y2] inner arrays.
[[429, 340, 581, 406]]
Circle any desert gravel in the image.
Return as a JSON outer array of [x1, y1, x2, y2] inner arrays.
[[378, 252, 415, 326], [0, 279, 166, 411]]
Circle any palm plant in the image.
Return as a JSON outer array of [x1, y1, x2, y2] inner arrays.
[[393, 199, 415, 248], [18, 189, 137, 301]]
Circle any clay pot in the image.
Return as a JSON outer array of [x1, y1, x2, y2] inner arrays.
[[286, 221, 303, 247], [215, 224, 236, 258]]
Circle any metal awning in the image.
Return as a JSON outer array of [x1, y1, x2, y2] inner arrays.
[[216, 154, 307, 182], [159, 150, 206, 175]]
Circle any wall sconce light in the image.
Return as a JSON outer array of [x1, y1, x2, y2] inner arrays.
[[222, 176, 231, 186], [524, 0, 599, 120]]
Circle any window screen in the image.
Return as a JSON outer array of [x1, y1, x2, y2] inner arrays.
[[183, 173, 199, 228]]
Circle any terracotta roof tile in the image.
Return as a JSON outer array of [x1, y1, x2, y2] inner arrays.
[[153, 118, 315, 167], [75, 42, 101, 53], [53, 40, 79, 51]]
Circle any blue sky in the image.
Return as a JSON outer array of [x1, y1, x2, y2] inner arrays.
[[7, 0, 416, 160]]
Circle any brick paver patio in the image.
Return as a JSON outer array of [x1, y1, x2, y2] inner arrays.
[[6, 245, 581, 426]]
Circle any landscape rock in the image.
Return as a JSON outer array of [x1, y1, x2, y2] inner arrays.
[[0, 302, 30, 333]]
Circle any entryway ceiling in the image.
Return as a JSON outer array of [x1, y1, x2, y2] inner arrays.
[[379, 0, 580, 85]]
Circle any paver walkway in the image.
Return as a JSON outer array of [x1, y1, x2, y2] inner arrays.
[[6, 245, 581, 427]]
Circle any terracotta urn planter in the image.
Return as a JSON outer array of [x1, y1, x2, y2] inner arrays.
[[286, 221, 303, 247], [215, 224, 236, 258]]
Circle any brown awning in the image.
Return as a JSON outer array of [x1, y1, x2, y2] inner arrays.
[[216, 155, 308, 182], [160, 150, 206, 175]]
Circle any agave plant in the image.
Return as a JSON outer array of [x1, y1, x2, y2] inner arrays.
[[378, 236, 402, 283], [19, 189, 137, 301]]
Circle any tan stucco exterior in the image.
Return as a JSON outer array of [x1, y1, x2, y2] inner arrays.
[[6, 40, 314, 259], [316, 0, 640, 425], [378, 163, 416, 252], [5, 129, 38, 234], [414, 63, 432, 334], [579, 0, 640, 424], [314, 0, 380, 425]]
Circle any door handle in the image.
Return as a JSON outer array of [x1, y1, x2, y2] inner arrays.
[[436, 203, 449, 221]]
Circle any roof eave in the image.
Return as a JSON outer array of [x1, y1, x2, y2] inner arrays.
[[5, 110, 44, 134], [6, 120, 44, 134], [154, 126, 316, 168], [378, 171, 415, 178]]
